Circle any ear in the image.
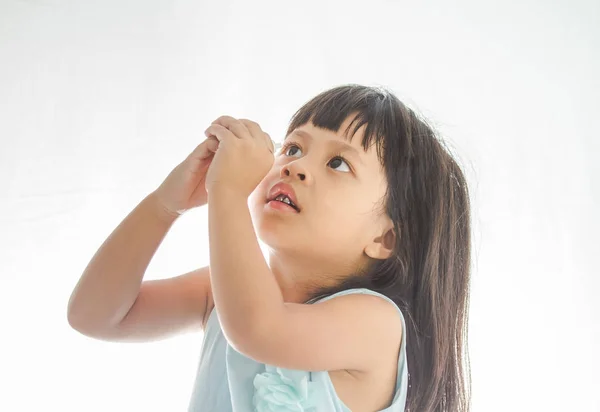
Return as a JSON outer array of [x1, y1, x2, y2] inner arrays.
[[364, 221, 397, 260]]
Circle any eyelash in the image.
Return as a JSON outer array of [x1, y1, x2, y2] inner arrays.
[[279, 142, 353, 172]]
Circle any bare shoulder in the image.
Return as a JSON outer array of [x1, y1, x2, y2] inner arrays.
[[328, 293, 403, 369]]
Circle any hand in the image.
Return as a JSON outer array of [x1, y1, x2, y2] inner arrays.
[[153, 135, 220, 216], [204, 116, 275, 198]]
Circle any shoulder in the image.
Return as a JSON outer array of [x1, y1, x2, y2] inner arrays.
[[316, 289, 403, 324], [318, 291, 404, 369], [322, 291, 403, 343]]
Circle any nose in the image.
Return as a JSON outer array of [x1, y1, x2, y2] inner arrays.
[[283, 166, 306, 180], [280, 161, 306, 181], [275, 141, 310, 182]]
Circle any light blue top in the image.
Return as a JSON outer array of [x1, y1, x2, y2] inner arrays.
[[188, 288, 409, 411]]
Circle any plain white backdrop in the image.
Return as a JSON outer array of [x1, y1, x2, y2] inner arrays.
[[1, 0, 598, 410]]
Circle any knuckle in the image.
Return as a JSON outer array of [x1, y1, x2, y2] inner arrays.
[[239, 118, 256, 125]]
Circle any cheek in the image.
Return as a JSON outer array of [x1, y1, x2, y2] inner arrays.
[[319, 202, 370, 233], [248, 187, 266, 210]]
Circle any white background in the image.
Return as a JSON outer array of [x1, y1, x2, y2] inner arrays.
[[1, 0, 598, 411]]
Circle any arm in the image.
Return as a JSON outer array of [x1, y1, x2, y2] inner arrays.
[[67, 192, 201, 339], [207, 189, 402, 372], [207, 188, 284, 344]]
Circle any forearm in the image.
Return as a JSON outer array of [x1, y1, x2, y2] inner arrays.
[[207, 188, 284, 346], [67, 192, 180, 329]]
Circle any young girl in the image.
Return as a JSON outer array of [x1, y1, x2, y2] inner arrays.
[[68, 84, 472, 412]]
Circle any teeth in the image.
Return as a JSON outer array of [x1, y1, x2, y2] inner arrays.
[[274, 194, 296, 209]]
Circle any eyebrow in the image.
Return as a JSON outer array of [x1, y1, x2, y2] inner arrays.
[[286, 130, 364, 165]]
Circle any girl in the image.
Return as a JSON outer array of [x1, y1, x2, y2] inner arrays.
[[68, 84, 472, 412]]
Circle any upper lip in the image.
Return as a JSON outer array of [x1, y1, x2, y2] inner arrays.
[[267, 182, 301, 211]]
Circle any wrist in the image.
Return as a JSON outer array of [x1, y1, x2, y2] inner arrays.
[[207, 186, 247, 203], [147, 192, 182, 223]]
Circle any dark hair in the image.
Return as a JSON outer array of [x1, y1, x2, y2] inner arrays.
[[286, 84, 472, 412]]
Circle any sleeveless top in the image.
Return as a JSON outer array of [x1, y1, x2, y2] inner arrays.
[[188, 288, 409, 411]]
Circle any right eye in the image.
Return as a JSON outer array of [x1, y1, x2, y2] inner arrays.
[[280, 142, 352, 173]]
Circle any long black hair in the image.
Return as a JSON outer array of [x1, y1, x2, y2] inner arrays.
[[287, 84, 472, 412]]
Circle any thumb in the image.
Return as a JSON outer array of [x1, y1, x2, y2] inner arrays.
[[206, 138, 219, 152]]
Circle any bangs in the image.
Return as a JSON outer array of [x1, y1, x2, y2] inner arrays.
[[285, 84, 398, 163]]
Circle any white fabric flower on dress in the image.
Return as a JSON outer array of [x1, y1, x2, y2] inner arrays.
[[253, 365, 318, 411]]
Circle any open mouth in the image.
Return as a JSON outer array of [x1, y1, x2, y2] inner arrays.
[[268, 194, 300, 212]]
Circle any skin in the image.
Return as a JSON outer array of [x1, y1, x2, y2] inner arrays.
[[205, 116, 403, 411], [249, 116, 397, 304], [205, 113, 401, 410]]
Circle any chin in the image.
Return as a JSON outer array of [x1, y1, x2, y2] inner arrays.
[[254, 219, 300, 249]]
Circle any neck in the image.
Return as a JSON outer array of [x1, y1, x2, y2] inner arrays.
[[267, 250, 362, 304]]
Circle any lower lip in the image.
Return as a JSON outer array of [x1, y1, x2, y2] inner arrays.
[[267, 200, 300, 213]]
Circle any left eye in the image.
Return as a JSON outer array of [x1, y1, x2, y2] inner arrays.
[[280, 143, 351, 173]]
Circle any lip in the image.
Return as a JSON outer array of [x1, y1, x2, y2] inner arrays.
[[267, 199, 300, 213], [267, 182, 301, 212]]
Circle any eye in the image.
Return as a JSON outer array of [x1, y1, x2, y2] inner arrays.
[[279, 142, 352, 173]]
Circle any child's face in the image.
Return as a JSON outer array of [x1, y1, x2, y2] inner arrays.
[[248, 116, 393, 290]]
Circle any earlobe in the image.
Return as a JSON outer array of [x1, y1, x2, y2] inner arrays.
[[364, 227, 396, 260]]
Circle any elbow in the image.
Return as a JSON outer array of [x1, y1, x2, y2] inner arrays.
[[222, 308, 281, 363], [66, 297, 91, 332], [221, 318, 259, 357], [66, 305, 109, 337], [66, 293, 86, 329], [67, 308, 92, 334], [67, 312, 114, 341], [66, 301, 82, 330], [226, 328, 270, 363]]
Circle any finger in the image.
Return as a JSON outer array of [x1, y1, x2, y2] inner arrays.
[[204, 124, 237, 148], [211, 115, 252, 141], [265, 132, 275, 154], [205, 136, 219, 153], [189, 137, 218, 161], [239, 118, 275, 154]]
